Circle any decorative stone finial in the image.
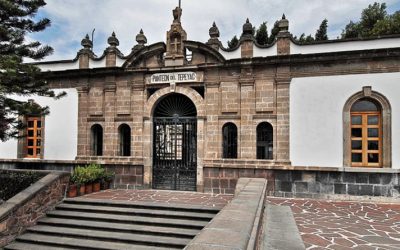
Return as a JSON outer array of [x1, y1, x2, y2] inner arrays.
[[242, 18, 253, 36], [278, 14, 289, 32], [107, 31, 119, 47], [81, 34, 93, 49], [209, 22, 220, 38], [136, 29, 147, 45], [173, 6, 182, 23], [207, 22, 221, 50]]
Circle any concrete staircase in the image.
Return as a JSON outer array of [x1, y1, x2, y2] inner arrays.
[[5, 198, 220, 250]]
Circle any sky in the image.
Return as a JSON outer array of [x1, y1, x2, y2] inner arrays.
[[29, 0, 400, 61]]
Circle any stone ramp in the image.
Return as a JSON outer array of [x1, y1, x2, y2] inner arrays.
[[4, 198, 220, 250], [261, 204, 305, 250]]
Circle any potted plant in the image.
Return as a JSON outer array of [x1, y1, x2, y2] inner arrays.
[[91, 164, 103, 192], [101, 170, 115, 190], [74, 166, 86, 196], [67, 173, 78, 198], [84, 167, 94, 194]]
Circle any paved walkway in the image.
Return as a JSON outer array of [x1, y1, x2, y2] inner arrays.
[[268, 197, 400, 250], [82, 189, 233, 209], [81, 190, 400, 249]]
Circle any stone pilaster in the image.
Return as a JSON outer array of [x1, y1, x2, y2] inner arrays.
[[240, 79, 256, 158], [275, 72, 291, 163], [76, 86, 89, 157], [103, 80, 116, 156], [204, 82, 220, 159]]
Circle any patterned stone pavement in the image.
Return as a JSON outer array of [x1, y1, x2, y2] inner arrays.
[[82, 189, 233, 209], [268, 197, 400, 250]]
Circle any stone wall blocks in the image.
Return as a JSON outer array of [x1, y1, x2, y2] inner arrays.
[[381, 174, 393, 185], [334, 183, 347, 195], [355, 173, 369, 184], [277, 181, 292, 192], [294, 182, 308, 193], [369, 174, 381, 184], [343, 173, 356, 183]]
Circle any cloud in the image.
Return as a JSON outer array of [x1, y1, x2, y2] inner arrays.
[[29, 0, 399, 61]]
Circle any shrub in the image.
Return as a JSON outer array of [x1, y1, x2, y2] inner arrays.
[[0, 170, 45, 201]]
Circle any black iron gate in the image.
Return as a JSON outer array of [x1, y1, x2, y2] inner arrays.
[[153, 117, 197, 191]]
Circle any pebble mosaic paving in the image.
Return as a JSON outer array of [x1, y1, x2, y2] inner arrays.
[[268, 197, 400, 250]]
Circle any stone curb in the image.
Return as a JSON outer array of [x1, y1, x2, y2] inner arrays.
[[185, 178, 267, 250]]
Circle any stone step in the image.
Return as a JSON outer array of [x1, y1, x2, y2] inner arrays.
[[46, 210, 208, 229], [15, 233, 175, 250], [27, 225, 190, 248], [38, 217, 198, 238], [56, 202, 215, 220], [4, 242, 71, 250], [64, 198, 220, 214]]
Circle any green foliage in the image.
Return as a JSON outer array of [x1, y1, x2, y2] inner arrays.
[[227, 35, 239, 49], [0, 170, 45, 201], [295, 33, 315, 44], [341, 2, 400, 39], [315, 19, 328, 41], [0, 0, 65, 141], [71, 164, 114, 185], [371, 11, 400, 36], [255, 22, 269, 45], [268, 21, 280, 44]]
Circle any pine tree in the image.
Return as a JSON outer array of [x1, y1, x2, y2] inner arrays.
[[227, 35, 239, 49], [315, 19, 328, 41], [341, 2, 399, 39], [0, 0, 64, 141], [268, 21, 280, 44], [255, 22, 269, 45]]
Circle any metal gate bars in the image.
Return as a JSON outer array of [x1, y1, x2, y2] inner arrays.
[[153, 117, 197, 191]]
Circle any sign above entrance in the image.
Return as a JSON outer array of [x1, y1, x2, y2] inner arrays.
[[148, 72, 203, 84]]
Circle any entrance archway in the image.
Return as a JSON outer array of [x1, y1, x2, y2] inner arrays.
[[152, 93, 197, 191]]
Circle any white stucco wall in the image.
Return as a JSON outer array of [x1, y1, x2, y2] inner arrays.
[[218, 46, 241, 60], [0, 89, 78, 160], [253, 44, 277, 57], [290, 72, 400, 169], [89, 58, 106, 68], [290, 37, 400, 55]]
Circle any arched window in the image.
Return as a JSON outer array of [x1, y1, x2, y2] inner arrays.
[[257, 122, 273, 160], [343, 87, 391, 168], [91, 124, 103, 156], [350, 98, 382, 167], [222, 123, 237, 159], [119, 124, 131, 156]]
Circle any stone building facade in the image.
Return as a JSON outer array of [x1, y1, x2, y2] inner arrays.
[[1, 6, 400, 198]]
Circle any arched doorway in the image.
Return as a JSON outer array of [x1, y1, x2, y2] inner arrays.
[[152, 93, 197, 191]]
